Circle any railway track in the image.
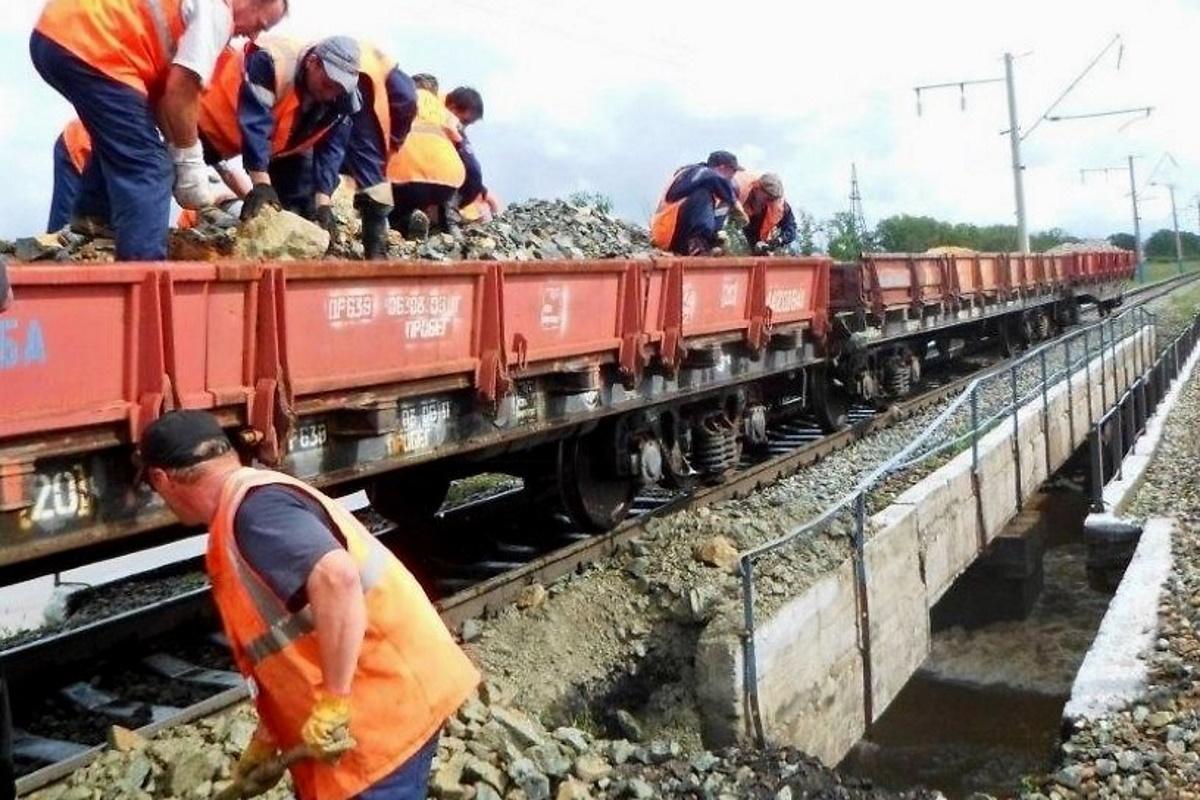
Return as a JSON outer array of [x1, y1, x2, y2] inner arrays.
[[9, 269, 1197, 794]]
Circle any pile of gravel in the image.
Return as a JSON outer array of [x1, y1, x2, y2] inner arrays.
[[31, 680, 937, 800]]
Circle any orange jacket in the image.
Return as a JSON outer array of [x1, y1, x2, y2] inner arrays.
[[36, 0, 230, 97], [199, 37, 333, 161], [386, 88, 466, 187], [207, 468, 479, 800], [61, 119, 92, 174], [733, 171, 785, 242], [649, 167, 689, 250], [359, 43, 399, 153]]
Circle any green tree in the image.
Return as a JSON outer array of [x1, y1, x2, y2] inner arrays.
[[794, 210, 818, 255], [1107, 233, 1136, 251], [824, 211, 875, 260], [1145, 229, 1200, 259]]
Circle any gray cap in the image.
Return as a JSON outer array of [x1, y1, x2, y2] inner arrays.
[[311, 36, 361, 95]]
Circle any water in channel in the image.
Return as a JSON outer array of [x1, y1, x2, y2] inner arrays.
[[840, 470, 1114, 798]]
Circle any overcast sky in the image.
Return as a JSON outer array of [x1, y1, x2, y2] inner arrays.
[[1, 0, 1197, 241]]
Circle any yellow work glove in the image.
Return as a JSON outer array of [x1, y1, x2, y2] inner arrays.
[[232, 733, 285, 796], [300, 693, 356, 761]]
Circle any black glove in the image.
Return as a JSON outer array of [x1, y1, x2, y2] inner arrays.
[[315, 206, 338, 238], [354, 195, 393, 261], [241, 183, 281, 221]]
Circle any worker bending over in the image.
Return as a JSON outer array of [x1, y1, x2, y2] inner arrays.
[[30, 0, 287, 260], [733, 170, 796, 253], [386, 79, 469, 239], [138, 411, 479, 800], [444, 87, 492, 230], [198, 37, 362, 219], [47, 119, 92, 233], [650, 151, 747, 256]]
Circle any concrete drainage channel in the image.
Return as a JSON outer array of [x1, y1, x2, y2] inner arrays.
[[827, 309, 1200, 797]]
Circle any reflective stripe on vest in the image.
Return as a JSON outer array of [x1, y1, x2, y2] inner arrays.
[[386, 88, 466, 186], [206, 468, 480, 800], [36, 0, 214, 96]]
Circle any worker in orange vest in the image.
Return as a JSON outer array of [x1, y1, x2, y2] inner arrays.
[[47, 119, 93, 233], [442, 87, 490, 231], [30, 0, 287, 261], [386, 83, 469, 239], [732, 171, 796, 253], [650, 151, 746, 255], [198, 36, 370, 223], [138, 411, 480, 800]]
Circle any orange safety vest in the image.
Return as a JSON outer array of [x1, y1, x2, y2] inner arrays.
[[733, 171, 785, 242], [36, 0, 230, 97], [358, 43, 399, 154], [650, 165, 730, 251], [61, 119, 92, 174], [386, 88, 466, 187], [207, 468, 480, 800], [199, 37, 334, 161]]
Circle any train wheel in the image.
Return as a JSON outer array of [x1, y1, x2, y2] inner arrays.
[[811, 367, 850, 432], [883, 354, 911, 397], [557, 432, 637, 532], [367, 469, 452, 526]]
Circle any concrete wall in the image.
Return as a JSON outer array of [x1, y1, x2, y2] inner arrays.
[[696, 324, 1156, 764]]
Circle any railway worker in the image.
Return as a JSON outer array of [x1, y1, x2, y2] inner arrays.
[[30, 0, 288, 261], [732, 170, 796, 253], [137, 411, 480, 800], [650, 150, 748, 256], [47, 119, 92, 233], [385, 81, 470, 240], [444, 87, 490, 235], [197, 36, 368, 222]]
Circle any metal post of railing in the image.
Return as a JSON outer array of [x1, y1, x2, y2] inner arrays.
[[1109, 316, 1121, 398], [852, 490, 873, 727], [1114, 403, 1125, 481], [1039, 348, 1051, 476], [1010, 364, 1022, 510], [970, 386, 980, 470], [1065, 336, 1075, 445], [1084, 327, 1095, 425], [739, 555, 765, 747], [1089, 425, 1104, 512], [1098, 322, 1109, 412]]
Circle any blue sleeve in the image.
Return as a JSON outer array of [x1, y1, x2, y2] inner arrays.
[[456, 135, 484, 206], [386, 68, 417, 149], [342, 80, 387, 190], [313, 119, 351, 196], [777, 203, 797, 245], [664, 167, 736, 206], [233, 486, 343, 612], [238, 49, 278, 173]]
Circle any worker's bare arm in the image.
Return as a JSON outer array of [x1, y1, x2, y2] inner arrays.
[[158, 65, 205, 148], [306, 549, 367, 696]]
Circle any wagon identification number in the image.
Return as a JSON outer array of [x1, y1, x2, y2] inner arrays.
[[766, 288, 807, 314], [326, 289, 463, 341], [390, 398, 453, 454], [0, 318, 47, 370], [19, 465, 94, 531]]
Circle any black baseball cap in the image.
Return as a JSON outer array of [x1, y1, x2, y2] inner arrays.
[[706, 150, 739, 170], [137, 411, 231, 472]]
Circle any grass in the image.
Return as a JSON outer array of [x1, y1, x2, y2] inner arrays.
[[1133, 259, 1200, 285]]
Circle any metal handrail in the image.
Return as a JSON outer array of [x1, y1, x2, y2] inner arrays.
[[738, 302, 1159, 746]]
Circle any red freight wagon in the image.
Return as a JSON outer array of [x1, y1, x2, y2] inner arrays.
[[830, 254, 950, 318], [976, 254, 1005, 299], [0, 265, 166, 443]]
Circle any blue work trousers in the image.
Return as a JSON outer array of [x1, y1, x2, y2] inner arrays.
[[46, 134, 83, 233], [669, 189, 728, 255], [30, 32, 172, 260], [354, 732, 439, 800]]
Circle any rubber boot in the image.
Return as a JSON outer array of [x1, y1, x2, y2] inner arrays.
[[406, 209, 430, 241], [355, 195, 392, 261]]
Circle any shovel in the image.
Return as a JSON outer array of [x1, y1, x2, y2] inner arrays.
[[215, 733, 356, 800]]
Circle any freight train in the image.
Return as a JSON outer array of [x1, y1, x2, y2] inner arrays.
[[0, 249, 1135, 581]]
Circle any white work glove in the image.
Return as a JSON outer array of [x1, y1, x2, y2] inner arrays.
[[169, 142, 215, 210]]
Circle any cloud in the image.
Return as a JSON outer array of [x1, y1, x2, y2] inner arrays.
[[1, 0, 1197, 242]]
